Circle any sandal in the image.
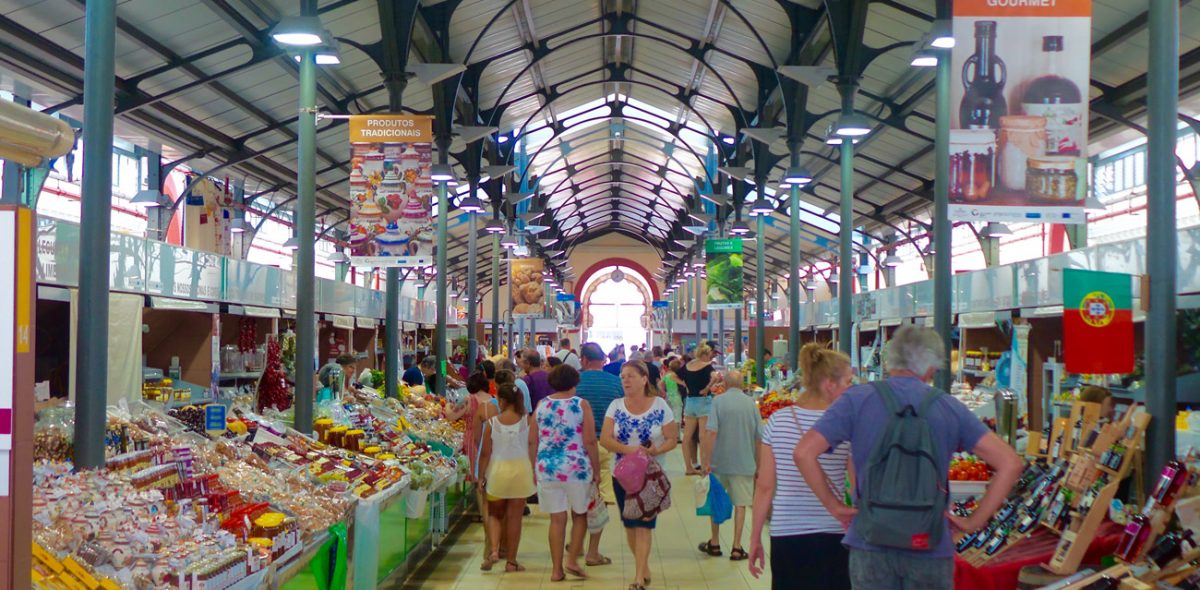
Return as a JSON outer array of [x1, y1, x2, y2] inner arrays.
[[698, 541, 722, 556], [628, 585, 646, 590], [505, 561, 526, 572], [565, 565, 587, 579], [585, 555, 613, 566], [551, 572, 566, 582], [729, 547, 749, 561], [480, 552, 499, 571]]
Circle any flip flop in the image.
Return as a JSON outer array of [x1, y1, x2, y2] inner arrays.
[[480, 553, 499, 571], [565, 565, 587, 579], [585, 555, 613, 566], [551, 572, 566, 582], [505, 561, 526, 573]]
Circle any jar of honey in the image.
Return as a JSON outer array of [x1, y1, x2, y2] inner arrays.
[[1026, 157, 1078, 201], [314, 419, 334, 442], [345, 429, 365, 452], [363, 446, 381, 458], [327, 426, 347, 449], [252, 512, 286, 539]]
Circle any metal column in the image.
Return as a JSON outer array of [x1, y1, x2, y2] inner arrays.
[[788, 183, 802, 370], [385, 269, 400, 398], [755, 208, 767, 385], [1145, 0, 1179, 487], [434, 142, 449, 397], [293, 48, 317, 434], [838, 140, 854, 357], [735, 301, 744, 365], [694, 265, 702, 347], [491, 234, 500, 354], [466, 197, 479, 374], [73, 0, 116, 470], [933, 47, 953, 392]]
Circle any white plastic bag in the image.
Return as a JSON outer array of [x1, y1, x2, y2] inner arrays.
[[693, 473, 711, 508], [587, 483, 609, 532]]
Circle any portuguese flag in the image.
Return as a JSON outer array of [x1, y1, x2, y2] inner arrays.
[[1063, 269, 1134, 374]]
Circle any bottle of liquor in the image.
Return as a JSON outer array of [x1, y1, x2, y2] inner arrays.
[[1147, 530, 1195, 568], [1116, 513, 1153, 562], [1021, 36, 1084, 156], [1152, 459, 1191, 506], [959, 21, 1008, 130], [1017, 503, 1046, 533], [1080, 577, 1120, 590], [984, 525, 1012, 555]]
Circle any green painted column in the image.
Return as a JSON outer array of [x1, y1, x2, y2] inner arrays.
[[466, 207, 479, 374], [491, 234, 500, 354], [933, 48, 953, 393], [755, 210, 766, 385], [788, 183, 802, 370], [838, 140, 854, 357], [74, 0, 116, 469], [1144, 0, 1179, 488], [293, 48, 317, 434], [434, 154, 449, 396]]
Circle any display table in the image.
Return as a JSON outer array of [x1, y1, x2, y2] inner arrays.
[[953, 523, 1123, 590]]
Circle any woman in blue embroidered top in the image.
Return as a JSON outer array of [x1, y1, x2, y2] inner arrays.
[[600, 360, 678, 590]]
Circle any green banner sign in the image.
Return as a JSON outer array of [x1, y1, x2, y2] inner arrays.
[[705, 238, 744, 309]]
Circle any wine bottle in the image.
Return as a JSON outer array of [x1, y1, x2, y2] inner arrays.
[[1021, 36, 1085, 156], [959, 21, 1008, 130]]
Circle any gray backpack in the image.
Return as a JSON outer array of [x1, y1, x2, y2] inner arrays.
[[855, 381, 948, 551]]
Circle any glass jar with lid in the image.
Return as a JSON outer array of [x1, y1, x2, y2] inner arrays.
[[949, 129, 996, 202], [1025, 157, 1078, 201], [999, 116, 1047, 192]]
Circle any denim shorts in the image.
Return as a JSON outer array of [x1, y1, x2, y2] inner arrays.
[[684, 396, 712, 418], [848, 548, 953, 590]]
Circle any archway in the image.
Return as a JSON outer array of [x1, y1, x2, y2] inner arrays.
[[579, 265, 654, 356]]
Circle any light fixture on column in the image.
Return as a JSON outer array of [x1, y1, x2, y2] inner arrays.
[[883, 253, 903, 267], [910, 48, 938, 68], [930, 19, 955, 49], [458, 194, 486, 213], [824, 123, 862, 146], [131, 189, 163, 207], [282, 236, 301, 250], [834, 112, 872, 137], [293, 38, 340, 65], [431, 164, 455, 183], [500, 231, 518, 248], [805, 277, 819, 291], [983, 221, 1012, 237], [782, 165, 814, 186], [229, 219, 247, 233], [271, 15, 327, 46], [483, 217, 506, 234], [730, 219, 751, 235], [328, 251, 350, 264], [749, 198, 774, 216], [828, 270, 840, 284]]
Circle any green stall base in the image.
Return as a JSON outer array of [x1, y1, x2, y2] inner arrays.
[[279, 569, 320, 590], [376, 496, 410, 583]]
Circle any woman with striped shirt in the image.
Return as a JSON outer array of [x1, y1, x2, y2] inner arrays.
[[748, 343, 853, 590]]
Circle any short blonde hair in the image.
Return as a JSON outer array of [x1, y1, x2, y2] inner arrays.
[[694, 343, 713, 359]]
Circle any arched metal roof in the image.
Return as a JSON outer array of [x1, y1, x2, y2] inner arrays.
[[2, 0, 1199, 293]]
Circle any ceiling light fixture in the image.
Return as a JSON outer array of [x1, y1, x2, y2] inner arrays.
[[282, 236, 300, 250], [834, 113, 872, 137], [730, 220, 751, 235], [910, 48, 938, 68], [930, 19, 955, 49], [328, 251, 350, 264], [783, 165, 814, 186], [271, 15, 326, 46], [131, 189, 162, 207], [458, 195, 486, 213], [749, 199, 774, 216], [483, 218, 506, 234], [229, 219, 247, 233], [500, 232, 519, 248], [983, 221, 1012, 237], [883, 253, 903, 268], [430, 164, 455, 182]]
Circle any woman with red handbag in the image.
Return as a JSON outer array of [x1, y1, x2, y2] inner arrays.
[[601, 360, 679, 590]]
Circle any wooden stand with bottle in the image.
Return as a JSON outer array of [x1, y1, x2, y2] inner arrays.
[[1045, 405, 1151, 575]]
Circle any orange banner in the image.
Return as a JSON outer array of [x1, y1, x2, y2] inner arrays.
[[348, 115, 433, 143], [955, 0, 1091, 18]]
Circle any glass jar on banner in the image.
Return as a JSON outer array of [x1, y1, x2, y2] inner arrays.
[[949, 129, 996, 202], [998, 116, 1047, 193]]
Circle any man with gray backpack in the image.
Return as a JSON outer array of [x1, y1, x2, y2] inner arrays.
[[793, 326, 1023, 589]]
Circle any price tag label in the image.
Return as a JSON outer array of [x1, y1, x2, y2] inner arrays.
[[205, 404, 227, 432]]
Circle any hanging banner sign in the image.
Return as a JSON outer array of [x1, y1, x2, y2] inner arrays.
[[554, 293, 577, 328], [652, 300, 670, 309], [1063, 269, 1134, 374], [510, 258, 546, 318], [949, 0, 1091, 223], [705, 238, 744, 310], [347, 115, 437, 268]]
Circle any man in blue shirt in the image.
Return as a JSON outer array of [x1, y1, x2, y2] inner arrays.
[[794, 326, 1022, 590], [574, 341, 623, 567]]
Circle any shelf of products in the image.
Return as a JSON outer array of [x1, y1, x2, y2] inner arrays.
[[30, 380, 469, 590]]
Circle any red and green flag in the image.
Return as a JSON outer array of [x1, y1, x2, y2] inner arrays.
[[1063, 269, 1134, 374]]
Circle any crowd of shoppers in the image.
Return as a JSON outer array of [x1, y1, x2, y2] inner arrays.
[[458, 327, 1022, 590]]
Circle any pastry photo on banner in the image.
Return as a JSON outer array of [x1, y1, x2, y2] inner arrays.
[[346, 115, 437, 268], [510, 257, 546, 318], [949, 0, 1091, 224]]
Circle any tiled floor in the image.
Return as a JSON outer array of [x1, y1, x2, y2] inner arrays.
[[398, 450, 773, 589]]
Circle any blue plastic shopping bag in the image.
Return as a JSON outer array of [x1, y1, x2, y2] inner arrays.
[[695, 474, 733, 525]]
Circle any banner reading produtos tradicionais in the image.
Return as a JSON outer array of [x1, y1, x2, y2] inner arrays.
[[949, 0, 1091, 224], [347, 115, 435, 268], [1063, 269, 1134, 374]]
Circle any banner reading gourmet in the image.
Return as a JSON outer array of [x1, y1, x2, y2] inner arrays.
[[949, 0, 1091, 223], [347, 115, 436, 268]]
